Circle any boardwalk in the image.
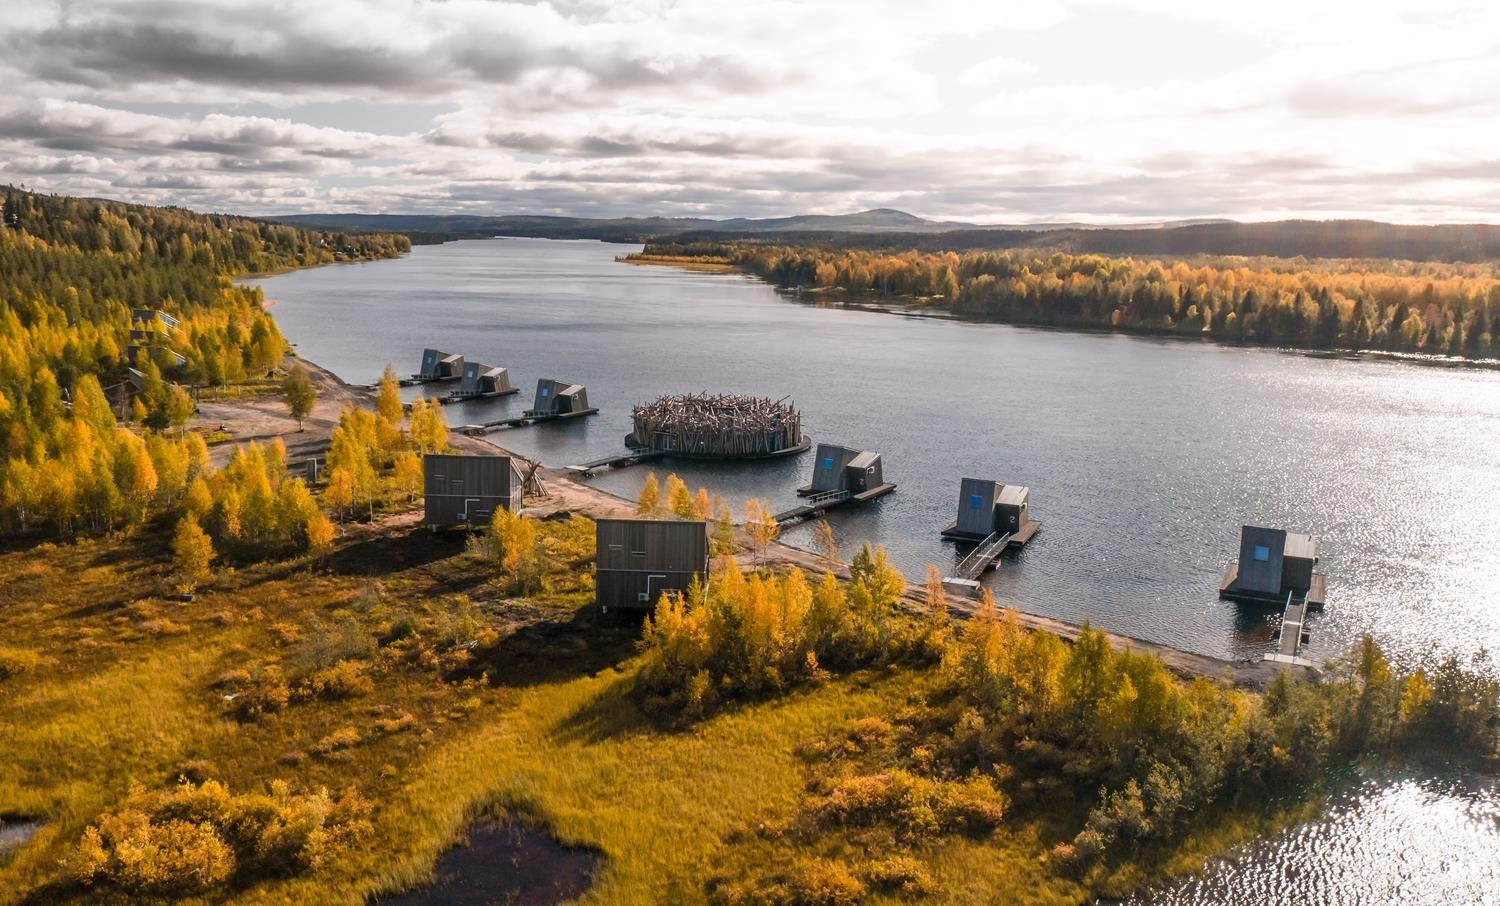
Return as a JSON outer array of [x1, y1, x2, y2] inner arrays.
[[772, 483, 895, 526]]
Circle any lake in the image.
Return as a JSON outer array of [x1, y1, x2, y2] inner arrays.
[[252, 237, 1500, 904], [254, 238, 1500, 667]]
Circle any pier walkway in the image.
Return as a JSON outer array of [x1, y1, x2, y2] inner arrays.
[[941, 529, 1013, 596]]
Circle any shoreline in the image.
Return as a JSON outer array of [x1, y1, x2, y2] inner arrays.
[[259, 352, 1286, 688], [626, 254, 1500, 371]]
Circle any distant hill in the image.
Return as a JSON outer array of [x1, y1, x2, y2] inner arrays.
[[272, 209, 1229, 242], [271, 210, 1500, 263]]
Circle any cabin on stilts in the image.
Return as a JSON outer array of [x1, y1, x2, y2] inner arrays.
[[525, 379, 595, 418], [594, 518, 709, 614], [412, 349, 464, 383], [1220, 525, 1325, 608], [941, 478, 1040, 545], [625, 393, 809, 459], [775, 443, 895, 525], [442, 362, 518, 403], [422, 453, 523, 530]]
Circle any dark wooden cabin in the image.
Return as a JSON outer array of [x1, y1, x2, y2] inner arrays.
[[527, 379, 592, 417], [415, 349, 464, 382], [798, 444, 887, 497], [422, 453, 522, 529], [1220, 525, 1325, 607], [595, 518, 708, 613], [450, 362, 517, 400], [941, 477, 1038, 544]]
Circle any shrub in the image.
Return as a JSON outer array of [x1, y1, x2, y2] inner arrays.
[[65, 780, 371, 893], [0, 646, 46, 680], [713, 858, 866, 906], [312, 726, 362, 757], [809, 770, 1005, 840], [301, 660, 373, 700], [229, 665, 291, 719], [863, 855, 936, 897]]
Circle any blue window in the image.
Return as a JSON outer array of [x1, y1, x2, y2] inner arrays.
[[969, 494, 983, 508], [823, 457, 834, 469], [1254, 545, 1271, 562], [541, 387, 550, 397]]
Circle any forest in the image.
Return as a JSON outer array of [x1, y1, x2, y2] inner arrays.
[[633, 241, 1500, 357], [0, 189, 410, 537]]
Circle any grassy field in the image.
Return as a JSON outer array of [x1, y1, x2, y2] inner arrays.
[[0, 508, 1302, 905]]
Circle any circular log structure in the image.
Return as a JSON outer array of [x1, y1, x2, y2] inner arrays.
[[626, 393, 808, 459]]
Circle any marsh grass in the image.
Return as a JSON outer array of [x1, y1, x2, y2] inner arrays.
[[0, 510, 1316, 905]]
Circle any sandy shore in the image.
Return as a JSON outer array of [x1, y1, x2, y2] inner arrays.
[[194, 353, 1297, 689]]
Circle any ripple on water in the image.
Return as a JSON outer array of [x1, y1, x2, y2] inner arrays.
[[1117, 774, 1500, 905]]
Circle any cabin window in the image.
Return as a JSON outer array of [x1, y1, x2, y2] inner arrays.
[[541, 387, 550, 397], [823, 457, 834, 469], [969, 494, 983, 508], [1254, 545, 1270, 562]]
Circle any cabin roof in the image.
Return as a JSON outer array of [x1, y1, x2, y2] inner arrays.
[[1283, 532, 1318, 560], [847, 451, 880, 469], [996, 484, 1028, 506]]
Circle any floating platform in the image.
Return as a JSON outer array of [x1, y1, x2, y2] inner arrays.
[[566, 448, 666, 476], [773, 483, 896, 526], [459, 407, 599, 435], [439, 386, 521, 405], [941, 528, 1024, 598], [400, 375, 461, 386], [941, 520, 1040, 547], [623, 435, 812, 461], [1219, 561, 1326, 610]]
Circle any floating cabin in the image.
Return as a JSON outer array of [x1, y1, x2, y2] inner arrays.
[[1220, 525, 1326, 608], [442, 362, 518, 403], [422, 453, 523, 529], [774, 443, 896, 525], [413, 349, 464, 383], [940, 478, 1040, 545], [625, 393, 809, 459], [526, 379, 593, 418], [594, 518, 709, 613]]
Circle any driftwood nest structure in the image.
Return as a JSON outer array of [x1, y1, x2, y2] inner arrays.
[[626, 393, 807, 459]]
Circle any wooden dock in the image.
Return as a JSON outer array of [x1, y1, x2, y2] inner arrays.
[[439, 386, 521, 405], [565, 448, 665, 476], [940, 529, 1016, 597], [458, 408, 598, 435], [940, 520, 1040, 547], [1264, 591, 1317, 668], [773, 483, 896, 526]]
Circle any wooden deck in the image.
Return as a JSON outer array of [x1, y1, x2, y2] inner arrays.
[[773, 483, 896, 526], [940, 520, 1040, 548], [458, 407, 598, 435], [439, 386, 521, 405], [1219, 561, 1326, 610], [564, 448, 665, 476]]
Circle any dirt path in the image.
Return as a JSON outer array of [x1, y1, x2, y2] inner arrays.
[[194, 356, 494, 468], [193, 357, 1293, 690]]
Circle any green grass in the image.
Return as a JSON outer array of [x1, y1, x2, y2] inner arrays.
[[0, 515, 1306, 905]]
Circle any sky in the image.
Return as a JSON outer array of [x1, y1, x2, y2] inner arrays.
[[2, 0, 1499, 223]]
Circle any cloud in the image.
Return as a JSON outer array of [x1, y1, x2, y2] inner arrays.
[[2, 0, 1500, 222]]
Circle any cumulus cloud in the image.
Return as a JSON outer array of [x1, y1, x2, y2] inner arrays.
[[2, 0, 1500, 221]]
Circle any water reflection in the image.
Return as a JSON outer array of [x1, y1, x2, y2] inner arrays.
[[1118, 773, 1500, 905]]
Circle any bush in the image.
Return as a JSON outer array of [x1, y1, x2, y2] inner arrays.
[[312, 726, 362, 758], [228, 665, 291, 719], [713, 857, 866, 906], [301, 659, 373, 700], [0, 645, 46, 679], [863, 855, 936, 897], [809, 770, 1005, 840], [65, 780, 371, 893]]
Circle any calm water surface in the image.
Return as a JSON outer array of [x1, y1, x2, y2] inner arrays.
[[253, 238, 1500, 904], [255, 238, 1500, 666]]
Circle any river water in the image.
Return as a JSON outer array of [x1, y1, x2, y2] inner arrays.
[[253, 237, 1499, 903]]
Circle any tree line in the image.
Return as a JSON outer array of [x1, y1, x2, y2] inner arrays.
[[0, 188, 409, 538], [636, 241, 1500, 357]]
